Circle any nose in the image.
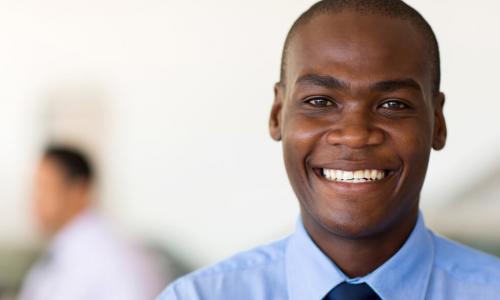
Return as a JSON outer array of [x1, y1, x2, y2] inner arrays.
[[326, 112, 384, 148]]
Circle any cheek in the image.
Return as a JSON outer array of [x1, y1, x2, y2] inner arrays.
[[403, 121, 432, 163], [34, 192, 64, 227], [282, 114, 326, 170], [281, 115, 326, 196], [282, 112, 327, 141], [389, 121, 433, 193], [387, 113, 433, 157]]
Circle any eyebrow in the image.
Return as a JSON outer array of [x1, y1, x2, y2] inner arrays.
[[372, 79, 422, 93], [296, 74, 350, 90], [296, 74, 422, 93]]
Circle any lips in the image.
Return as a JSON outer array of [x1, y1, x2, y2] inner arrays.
[[310, 159, 400, 186]]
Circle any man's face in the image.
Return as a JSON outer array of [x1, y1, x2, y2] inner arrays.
[[270, 11, 446, 238], [33, 158, 73, 235]]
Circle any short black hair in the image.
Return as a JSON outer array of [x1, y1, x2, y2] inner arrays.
[[44, 146, 93, 183], [280, 0, 441, 95]]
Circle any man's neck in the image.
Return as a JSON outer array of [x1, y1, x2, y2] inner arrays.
[[302, 210, 418, 278]]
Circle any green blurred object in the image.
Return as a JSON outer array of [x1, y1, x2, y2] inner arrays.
[[0, 246, 41, 300]]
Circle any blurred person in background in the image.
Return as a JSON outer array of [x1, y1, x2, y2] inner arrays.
[[19, 145, 167, 300]]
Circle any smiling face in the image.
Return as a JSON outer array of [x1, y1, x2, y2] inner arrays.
[[270, 11, 446, 239]]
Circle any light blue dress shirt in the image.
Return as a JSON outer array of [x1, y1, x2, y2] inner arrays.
[[157, 214, 500, 299]]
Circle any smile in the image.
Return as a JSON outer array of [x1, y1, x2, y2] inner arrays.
[[320, 168, 386, 183]]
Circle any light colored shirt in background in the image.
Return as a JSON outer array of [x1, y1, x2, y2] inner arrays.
[[20, 210, 168, 300], [158, 213, 500, 300]]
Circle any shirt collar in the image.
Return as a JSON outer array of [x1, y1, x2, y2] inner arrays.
[[285, 213, 434, 300], [285, 217, 344, 300]]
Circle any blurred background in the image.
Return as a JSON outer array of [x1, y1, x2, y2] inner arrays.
[[0, 0, 499, 298]]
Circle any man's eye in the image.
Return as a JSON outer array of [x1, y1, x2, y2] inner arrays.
[[305, 97, 334, 107], [380, 100, 408, 110]]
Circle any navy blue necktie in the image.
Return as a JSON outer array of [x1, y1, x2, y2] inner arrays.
[[324, 282, 381, 300]]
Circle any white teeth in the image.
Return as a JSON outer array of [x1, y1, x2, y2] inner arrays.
[[343, 171, 353, 181], [354, 170, 364, 179], [322, 169, 386, 183]]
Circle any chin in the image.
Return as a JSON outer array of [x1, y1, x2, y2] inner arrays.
[[309, 196, 418, 241], [300, 194, 401, 239], [325, 218, 388, 240]]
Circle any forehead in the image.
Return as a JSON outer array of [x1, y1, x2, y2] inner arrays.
[[36, 158, 66, 184], [286, 11, 431, 92]]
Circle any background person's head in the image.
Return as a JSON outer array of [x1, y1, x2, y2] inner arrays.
[[33, 146, 94, 237]]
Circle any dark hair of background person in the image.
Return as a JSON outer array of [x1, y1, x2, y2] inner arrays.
[[44, 146, 94, 183], [279, 0, 441, 95]]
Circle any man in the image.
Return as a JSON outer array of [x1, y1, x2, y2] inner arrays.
[[19, 146, 167, 300], [157, 1, 500, 299]]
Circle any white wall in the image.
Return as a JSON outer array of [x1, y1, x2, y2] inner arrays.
[[0, 0, 499, 267]]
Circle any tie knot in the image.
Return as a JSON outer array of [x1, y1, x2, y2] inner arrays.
[[324, 282, 381, 300]]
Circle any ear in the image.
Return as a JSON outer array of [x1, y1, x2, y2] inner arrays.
[[432, 92, 447, 150], [269, 82, 284, 141]]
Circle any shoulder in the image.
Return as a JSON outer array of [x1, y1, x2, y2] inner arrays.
[[157, 238, 290, 300], [57, 220, 164, 290], [431, 231, 500, 285]]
